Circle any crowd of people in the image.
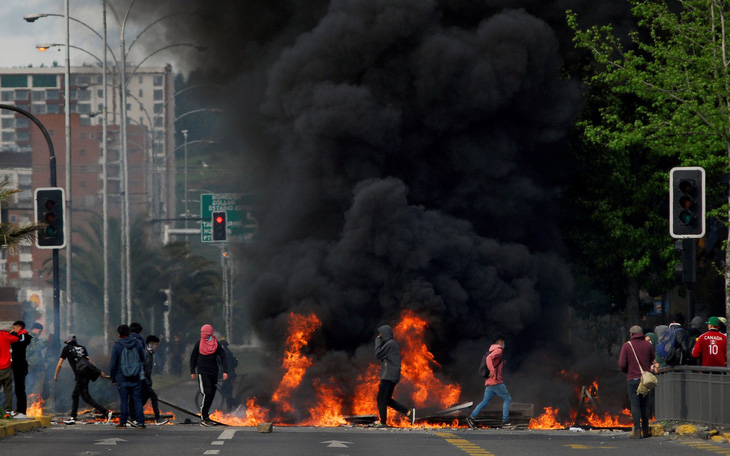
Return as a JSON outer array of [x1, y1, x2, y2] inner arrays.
[[0, 320, 238, 428], [619, 313, 728, 439]]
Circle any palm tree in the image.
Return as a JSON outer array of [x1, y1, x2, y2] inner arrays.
[[0, 180, 41, 252]]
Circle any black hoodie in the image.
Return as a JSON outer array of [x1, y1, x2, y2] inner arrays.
[[375, 325, 401, 383]]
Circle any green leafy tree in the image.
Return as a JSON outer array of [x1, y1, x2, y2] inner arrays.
[[568, 0, 730, 318], [0, 181, 40, 252]]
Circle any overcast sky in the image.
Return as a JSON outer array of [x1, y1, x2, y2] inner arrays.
[[0, 1, 189, 71]]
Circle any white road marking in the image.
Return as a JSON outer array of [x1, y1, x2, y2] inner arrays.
[[203, 451, 220, 455], [94, 438, 127, 445], [212, 441, 224, 445], [218, 429, 237, 440], [321, 440, 353, 448]]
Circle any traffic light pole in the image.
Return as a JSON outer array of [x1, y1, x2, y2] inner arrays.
[[0, 104, 60, 349]]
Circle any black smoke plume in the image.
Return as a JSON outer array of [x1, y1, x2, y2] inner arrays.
[[128, 0, 632, 415]]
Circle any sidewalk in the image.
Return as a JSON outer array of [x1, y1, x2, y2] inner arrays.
[[0, 416, 51, 438]]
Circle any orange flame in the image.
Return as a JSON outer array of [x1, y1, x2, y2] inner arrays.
[[271, 312, 322, 413], [529, 406, 565, 429], [211, 397, 270, 426], [26, 394, 44, 417], [301, 378, 347, 426]]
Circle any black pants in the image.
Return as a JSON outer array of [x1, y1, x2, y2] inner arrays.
[[627, 379, 649, 432], [377, 379, 408, 424], [71, 376, 107, 419], [12, 362, 27, 414], [197, 373, 218, 421], [142, 382, 161, 420]]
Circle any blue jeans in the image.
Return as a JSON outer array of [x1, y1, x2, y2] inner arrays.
[[470, 383, 512, 422], [118, 382, 144, 425]]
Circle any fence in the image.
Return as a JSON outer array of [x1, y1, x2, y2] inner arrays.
[[655, 366, 730, 426]]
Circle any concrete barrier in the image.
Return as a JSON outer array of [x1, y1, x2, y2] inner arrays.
[[0, 417, 50, 438]]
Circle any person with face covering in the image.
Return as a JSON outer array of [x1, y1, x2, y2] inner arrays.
[[190, 324, 228, 426], [373, 325, 415, 427]]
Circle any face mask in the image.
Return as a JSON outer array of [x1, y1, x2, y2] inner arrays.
[[147, 344, 158, 353]]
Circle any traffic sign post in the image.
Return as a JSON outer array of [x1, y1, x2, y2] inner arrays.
[[200, 193, 258, 243]]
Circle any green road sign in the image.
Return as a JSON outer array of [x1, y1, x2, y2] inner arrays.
[[200, 193, 258, 243]]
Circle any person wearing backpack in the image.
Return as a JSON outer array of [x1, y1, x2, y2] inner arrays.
[[466, 333, 511, 429], [109, 324, 146, 429], [54, 335, 112, 425], [190, 324, 228, 426], [655, 314, 692, 366]]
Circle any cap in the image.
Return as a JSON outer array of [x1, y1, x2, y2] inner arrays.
[[31, 322, 43, 330], [707, 316, 721, 326], [629, 325, 643, 335]]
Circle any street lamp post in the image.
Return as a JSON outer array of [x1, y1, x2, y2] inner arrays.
[[64, 0, 73, 334], [182, 129, 189, 229]]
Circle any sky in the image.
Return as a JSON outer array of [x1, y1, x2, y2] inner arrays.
[[0, 1, 189, 71]]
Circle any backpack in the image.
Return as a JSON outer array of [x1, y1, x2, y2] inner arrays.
[[120, 345, 142, 378], [478, 352, 488, 378], [656, 327, 683, 365]]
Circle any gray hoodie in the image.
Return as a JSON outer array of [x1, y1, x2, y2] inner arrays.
[[375, 325, 401, 383]]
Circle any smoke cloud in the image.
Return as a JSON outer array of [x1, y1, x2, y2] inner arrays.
[[129, 0, 633, 413]]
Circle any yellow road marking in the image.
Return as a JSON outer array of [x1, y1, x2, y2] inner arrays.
[[564, 444, 616, 450], [437, 433, 494, 456]]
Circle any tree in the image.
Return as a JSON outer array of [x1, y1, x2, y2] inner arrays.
[[568, 0, 730, 321], [0, 181, 40, 252]]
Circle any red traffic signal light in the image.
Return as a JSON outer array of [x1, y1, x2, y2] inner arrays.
[[212, 211, 227, 241]]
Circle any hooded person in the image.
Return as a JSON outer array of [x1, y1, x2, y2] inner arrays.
[[190, 324, 228, 426], [109, 324, 146, 428], [373, 325, 415, 427], [55, 335, 112, 425], [466, 333, 512, 428], [10, 320, 32, 418]]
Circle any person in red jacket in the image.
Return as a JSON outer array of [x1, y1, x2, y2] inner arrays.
[[691, 317, 727, 367], [619, 325, 655, 439], [466, 333, 512, 428], [0, 328, 20, 417]]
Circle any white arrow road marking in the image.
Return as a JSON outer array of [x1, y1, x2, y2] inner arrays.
[[321, 440, 353, 448], [94, 438, 127, 445]]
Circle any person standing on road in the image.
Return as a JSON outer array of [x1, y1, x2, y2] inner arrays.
[[54, 335, 112, 425], [25, 323, 46, 397], [109, 324, 146, 429], [142, 335, 168, 425], [190, 324, 228, 426], [0, 327, 19, 417], [618, 326, 654, 439], [466, 333, 512, 428], [373, 325, 415, 428], [10, 320, 32, 419], [691, 317, 728, 367]]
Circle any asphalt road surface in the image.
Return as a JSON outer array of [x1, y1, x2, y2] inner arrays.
[[3, 424, 729, 456]]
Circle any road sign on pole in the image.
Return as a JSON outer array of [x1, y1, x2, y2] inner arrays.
[[200, 193, 258, 243]]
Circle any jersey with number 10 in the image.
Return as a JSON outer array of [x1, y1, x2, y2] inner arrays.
[[691, 329, 727, 367]]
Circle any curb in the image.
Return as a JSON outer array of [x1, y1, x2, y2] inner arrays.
[[0, 416, 51, 438]]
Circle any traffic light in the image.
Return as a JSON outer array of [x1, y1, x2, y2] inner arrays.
[[212, 211, 227, 241], [669, 167, 705, 238], [34, 187, 66, 249]]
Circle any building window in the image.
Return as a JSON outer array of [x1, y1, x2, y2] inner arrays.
[[16, 118, 29, 128], [70, 89, 77, 100], [80, 117, 91, 126], [138, 89, 143, 97], [32, 74, 56, 87], [1, 132, 15, 141], [78, 89, 91, 101], [14, 90, 29, 100], [2, 75, 28, 88], [1, 91, 13, 101], [16, 131, 29, 141], [80, 149, 86, 156], [32, 91, 46, 101], [47, 104, 60, 114], [78, 103, 91, 114], [153, 89, 163, 101], [1, 118, 13, 128], [80, 181, 86, 189], [9, 263, 18, 273], [33, 104, 47, 114], [98, 103, 103, 111], [153, 75, 163, 86], [97, 89, 103, 97], [154, 117, 163, 127], [71, 75, 91, 86], [47, 89, 59, 100], [153, 103, 163, 114]]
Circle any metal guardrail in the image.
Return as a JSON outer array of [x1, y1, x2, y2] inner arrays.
[[655, 366, 730, 426]]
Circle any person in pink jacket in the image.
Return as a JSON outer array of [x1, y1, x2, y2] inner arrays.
[[0, 328, 19, 417], [466, 333, 511, 428]]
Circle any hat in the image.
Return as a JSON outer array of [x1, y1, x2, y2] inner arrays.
[[65, 334, 76, 343], [707, 317, 721, 327], [31, 322, 43, 331], [629, 325, 643, 335]]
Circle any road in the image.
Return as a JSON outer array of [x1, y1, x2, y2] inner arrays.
[[3, 424, 729, 456]]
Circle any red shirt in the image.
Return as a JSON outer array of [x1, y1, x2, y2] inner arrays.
[[618, 335, 654, 380], [691, 329, 727, 367], [484, 344, 505, 386], [0, 331, 20, 369]]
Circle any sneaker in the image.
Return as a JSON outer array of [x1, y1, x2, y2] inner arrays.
[[408, 408, 416, 425], [154, 419, 169, 426], [373, 421, 388, 428], [62, 418, 76, 425], [105, 410, 113, 424], [465, 416, 476, 429], [135, 423, 146, 429], [115, 423, 127, 429], [201, 419, 216, 427], [502, 421, 512, 427], [13, 413, 28, 420]]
